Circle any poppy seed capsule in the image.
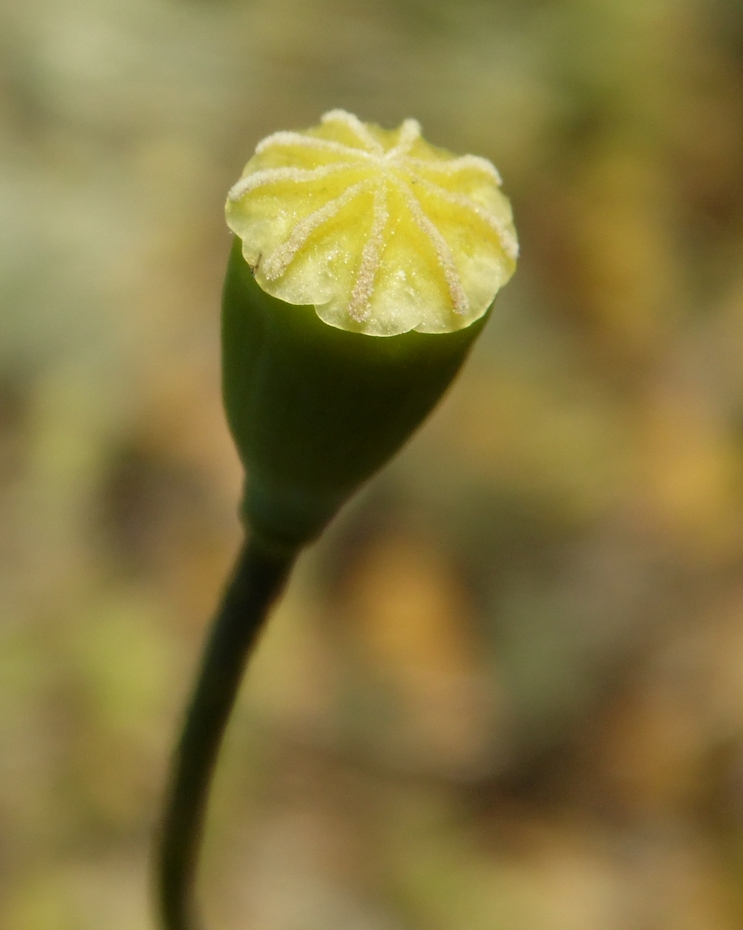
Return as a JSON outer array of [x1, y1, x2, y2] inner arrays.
[[223, 111, 518, 552]]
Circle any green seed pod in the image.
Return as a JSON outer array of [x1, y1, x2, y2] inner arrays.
[[222, 110, 518, 553]]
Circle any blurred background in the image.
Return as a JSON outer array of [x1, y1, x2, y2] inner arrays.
[[2, 0, 743, 927]]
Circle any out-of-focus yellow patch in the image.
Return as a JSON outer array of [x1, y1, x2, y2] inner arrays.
[[226, 110, 518, 336]]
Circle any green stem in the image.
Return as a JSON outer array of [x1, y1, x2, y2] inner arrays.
[[156, 538, 297, 930]]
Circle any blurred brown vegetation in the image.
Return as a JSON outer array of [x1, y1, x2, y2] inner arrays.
[[2, 0, 743, 927]]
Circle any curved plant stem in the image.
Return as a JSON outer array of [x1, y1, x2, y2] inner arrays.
[[156, 538, 297, 930]]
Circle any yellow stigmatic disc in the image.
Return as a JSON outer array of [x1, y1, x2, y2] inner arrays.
[[226, 110, 518, 337]]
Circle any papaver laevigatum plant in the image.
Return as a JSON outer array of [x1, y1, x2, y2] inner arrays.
[[156, 110, 517, 930]]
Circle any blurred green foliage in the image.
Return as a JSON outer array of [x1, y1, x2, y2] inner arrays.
[[2, 0, 743, 927]]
